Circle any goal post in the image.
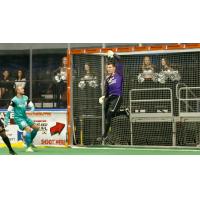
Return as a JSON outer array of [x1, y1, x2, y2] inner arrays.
[[67, 44, 200, 147]]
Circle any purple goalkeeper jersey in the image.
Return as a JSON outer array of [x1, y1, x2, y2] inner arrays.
[[105, 61, 124, 97]]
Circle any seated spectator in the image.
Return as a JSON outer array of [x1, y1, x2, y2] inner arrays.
[[14, 69, 26, 89], [0, 69, 14, 106], [138, 56, 157, 83], [78, 63, 98, 89], [157, 58, 181, 84]]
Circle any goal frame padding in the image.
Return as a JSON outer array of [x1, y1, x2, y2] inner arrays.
[[66, 43, 200, 146]]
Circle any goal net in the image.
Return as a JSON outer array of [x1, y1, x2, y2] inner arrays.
[[68, 44, 200, 146]]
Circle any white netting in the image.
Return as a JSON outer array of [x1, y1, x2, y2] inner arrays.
[[72, 50, 200, 146]]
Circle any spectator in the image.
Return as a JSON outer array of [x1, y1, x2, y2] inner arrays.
[[0, 69, 14, 106], [158, 58, 181, 84], [161, 58, 172, 72], [54, 57, 67, 108], [14, 69, 26, 89], [78, 63, 98, 89], [138, 56, 156, 83], [55, 57, 67, 82], [142, 56, 155, 77]]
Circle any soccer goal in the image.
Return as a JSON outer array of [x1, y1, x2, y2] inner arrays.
[[66, 44, 200, 147]]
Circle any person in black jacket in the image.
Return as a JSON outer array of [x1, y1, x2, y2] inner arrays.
[[0, 116, 16, 155], [54, 57, 67, 108], [0, 69, 14, 107]]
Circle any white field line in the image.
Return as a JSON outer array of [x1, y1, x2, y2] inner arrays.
[[72, 146, 200, 152]]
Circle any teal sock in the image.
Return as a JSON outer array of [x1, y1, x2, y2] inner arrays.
[[31, 129, 38, 142], [25, 132, 32, 148]]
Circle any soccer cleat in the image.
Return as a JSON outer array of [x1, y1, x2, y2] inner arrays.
[[102, 136, 109, 145], [26, 147, 34, 152], [9, 150, 17, 155], [30, 143, 37, 149], [23, 143, 27, 148], [102, 138, 106, 145], [97, 136, 103, 142], [125, 108, 130, 118], [97, 136, 108, 145]]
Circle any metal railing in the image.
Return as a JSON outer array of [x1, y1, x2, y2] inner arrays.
[[176, 83, 198, 113], [129, 88, 175, 146], [129, 87, 173, 120], [179, 86, 200, 116]]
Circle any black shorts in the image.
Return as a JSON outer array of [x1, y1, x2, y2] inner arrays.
[[105, 95, 122, 114], [0, 119, 5, 133]]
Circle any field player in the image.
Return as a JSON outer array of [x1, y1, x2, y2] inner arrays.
[[4, 86, 39, 152], [98, 50, 129, 144], [0, 116, 16, 155]]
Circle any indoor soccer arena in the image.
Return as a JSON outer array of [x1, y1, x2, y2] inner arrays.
[[1, 43, 200, 155]]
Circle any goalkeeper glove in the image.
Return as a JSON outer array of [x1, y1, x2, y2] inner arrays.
[[99, 96, 105, 104], [107, 50, 114, 58]]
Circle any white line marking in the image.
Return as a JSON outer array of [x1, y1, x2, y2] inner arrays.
[[72, 146, 200, 152]]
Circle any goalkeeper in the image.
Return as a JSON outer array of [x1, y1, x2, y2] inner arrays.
[[4, 86, 39, 152], [98, 50, 129, 143]]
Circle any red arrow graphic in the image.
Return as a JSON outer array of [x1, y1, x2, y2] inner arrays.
[[50, 122, 65, 136]]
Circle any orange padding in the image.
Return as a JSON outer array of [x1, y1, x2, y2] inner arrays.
[[70, 44, 200, 54]]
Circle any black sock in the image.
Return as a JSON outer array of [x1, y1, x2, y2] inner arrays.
[[1, 134, 14, 152]]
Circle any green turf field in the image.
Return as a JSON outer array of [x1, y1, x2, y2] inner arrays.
[[1, 146, 200, 155]]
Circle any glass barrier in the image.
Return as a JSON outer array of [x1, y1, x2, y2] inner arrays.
[[0, 50, 30, 108], [32, 80, 66, 108], [32, 49, 67, 108], [0, 49, 67, 109]]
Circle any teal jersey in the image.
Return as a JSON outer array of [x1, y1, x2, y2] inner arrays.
[[11, 95, 30, 119], [4, 95, 35, 127]]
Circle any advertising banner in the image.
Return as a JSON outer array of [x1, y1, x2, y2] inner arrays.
[[0, 111, 67, 147]]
